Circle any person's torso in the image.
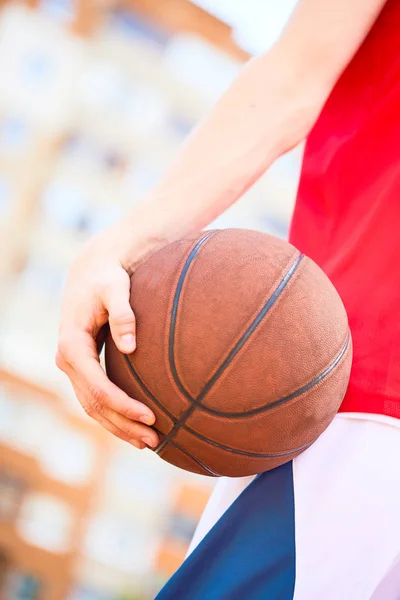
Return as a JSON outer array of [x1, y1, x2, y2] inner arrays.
[[289, 0, 400, 418]]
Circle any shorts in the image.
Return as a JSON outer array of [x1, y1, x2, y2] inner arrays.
[[156, 413, 400, 600]]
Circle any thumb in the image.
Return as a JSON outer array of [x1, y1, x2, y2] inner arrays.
[[104, 269, 136, 354]]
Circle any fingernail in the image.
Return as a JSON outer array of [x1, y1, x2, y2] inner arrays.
[[140, 414, 155, 425], [120, 334, 136, 353], [141, 437, 156, 448]]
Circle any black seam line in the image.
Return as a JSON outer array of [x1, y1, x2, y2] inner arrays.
[[168, 230, 220, 402], [156, 252, 304, 455], [123, 354, 177, 423], [196, 329, 351, 418], [122, 232, 219, 424], [166, 439, 220, 477], [180, 429, 316, 458], [125, 354, 314, 459], [151, 428, 219, 477], [124, 359, 217, 473], [124, 320, 349, 458]]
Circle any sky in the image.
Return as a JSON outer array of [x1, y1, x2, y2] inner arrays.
[[192, 0, 298, 54]]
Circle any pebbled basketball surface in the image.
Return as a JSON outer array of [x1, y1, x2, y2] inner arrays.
[[105, 229, 352, 477]]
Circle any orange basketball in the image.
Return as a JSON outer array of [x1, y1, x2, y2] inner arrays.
[[105, 229, 352, 477]]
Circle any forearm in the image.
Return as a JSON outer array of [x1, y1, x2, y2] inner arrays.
[[125, 49, 321, 270], [121, 0, 386, 271]]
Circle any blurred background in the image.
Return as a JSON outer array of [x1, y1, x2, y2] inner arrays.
[[0, 0, 300, 598]]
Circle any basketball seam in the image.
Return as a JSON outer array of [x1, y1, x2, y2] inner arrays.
[[183, 335, 351, 457], [196, 330, 351, 418], [155, 251, 304, 455], [168, 439, 220, 476], [123, 354, 177, 423], [124, 352, 308, 459], [182, 430, 316, 459], [168, 230, 221, 402], [125, 331, 350, 459], [122, 234, 350, 464], [168, 242, 302, 407], [123, 230, 220, 426]]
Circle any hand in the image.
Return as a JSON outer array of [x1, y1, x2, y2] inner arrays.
[[56, 223, 159, 450]]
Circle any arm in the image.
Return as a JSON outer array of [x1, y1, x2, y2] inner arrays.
[[57, 0, 387, 446], [127, 0, 386, 267]]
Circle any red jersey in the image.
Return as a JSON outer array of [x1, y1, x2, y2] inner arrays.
[[289, 0, 400, 419]]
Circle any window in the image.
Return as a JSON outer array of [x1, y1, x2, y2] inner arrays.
[[0, 471, 27, 522], [17, 492, 74, 554], [4, 571, 43, 600]]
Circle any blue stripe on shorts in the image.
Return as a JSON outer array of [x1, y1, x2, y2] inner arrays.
[[155, 460, 296, 600]]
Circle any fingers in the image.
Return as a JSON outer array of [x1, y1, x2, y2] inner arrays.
[[64, 373, 158, 450], [91, 412, 146, 449], [97, 404, 159, 448], [72, 380, 157, 449], [57, 259, 154, 446], [103, 270, 136, 354], [56, 329, 156, 426]]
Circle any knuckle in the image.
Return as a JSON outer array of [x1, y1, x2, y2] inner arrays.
[[110, 311, 135, 328], [96, 273, 120, 298], [109, 425, 130, 443], [123, 408, 140, 421], [56, 335, 74, 365], [55, 350, 66, 371], [88, 386, 108, 412], [119, 400, 145, 421], [83, 403, 96, 418], [91, 401, 104, 416], [83, 399, 106, 420], [125, 425, 140, 439]]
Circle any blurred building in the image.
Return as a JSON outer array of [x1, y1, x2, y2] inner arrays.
[[0, 368, 214, 599], [0, 0, 301, 598]]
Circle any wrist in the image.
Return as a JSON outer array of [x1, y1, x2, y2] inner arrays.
[[115, 204, 171, 275]]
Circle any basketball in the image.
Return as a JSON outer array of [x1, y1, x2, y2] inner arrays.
[[105, 229, 352, 477]]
